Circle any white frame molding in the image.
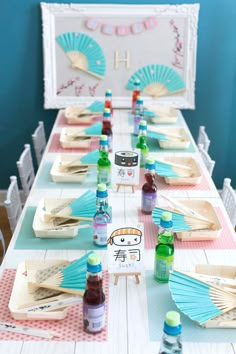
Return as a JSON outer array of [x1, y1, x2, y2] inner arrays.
[[41, 3, 199, 109]]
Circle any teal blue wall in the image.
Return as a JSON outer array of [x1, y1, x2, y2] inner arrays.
[[0, 0, 236, 189]]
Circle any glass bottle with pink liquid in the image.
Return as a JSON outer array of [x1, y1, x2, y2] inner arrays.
[[83, 253, 106, 334]]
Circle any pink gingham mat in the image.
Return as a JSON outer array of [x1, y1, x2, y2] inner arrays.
[[0, 269, 109, 341], [137, 168, 213, 191], [138, 207, 236, 249], [48, 134, 99, 153], [57, 112, 102, 127]]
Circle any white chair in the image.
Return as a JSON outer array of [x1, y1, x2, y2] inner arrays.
[[0, 229, 6, 262], [198, 143, 215, 177], [16, 144, 35, 198], [4, 176, 22, 234], [221, 178, 236, 227], [197, 126, 210, 152], [32, 121, 47, 166]]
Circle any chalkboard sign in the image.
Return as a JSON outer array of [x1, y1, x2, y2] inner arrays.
[[41, 3, 199, 109]]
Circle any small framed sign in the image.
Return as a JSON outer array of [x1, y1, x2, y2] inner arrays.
[[107, 223, 144, 284]]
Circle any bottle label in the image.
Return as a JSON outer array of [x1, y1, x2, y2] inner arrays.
[[108, 135, 113, 151], [141, 192, 157, 212], [134, 115, 142, 135], [140, 150, 148, 167], [83, 303, 105, 333], [97, 168, 111, 185], [154, 256, 174, 281], [93, 222, 108, 246]]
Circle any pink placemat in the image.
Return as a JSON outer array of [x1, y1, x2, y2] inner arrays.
[[57, 112, 102, 127], [138, 168, 213, 191], [0, 269, 109, 341], [138, 207, 236, 249], [48, 134, 99, 153]]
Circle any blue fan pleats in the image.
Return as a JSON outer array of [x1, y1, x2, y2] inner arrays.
[[56, 32, 106, 77], [126, 64, 185, 93]]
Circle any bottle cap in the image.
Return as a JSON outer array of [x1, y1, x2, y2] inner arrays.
[[103, 108, 111, 118], [139, 120, 147, 130], [100, 134, 108, 146], [161, 211, 172, 222], [96, 183, 108, 198], [136, 96, 143, 104], [87, 253, 102, 273], [163, 311, 182, 336], [134, 79, 140, 86], [160, 211, 173, 228], [145, 157, 155, 171], [105, 89, 112, 96]]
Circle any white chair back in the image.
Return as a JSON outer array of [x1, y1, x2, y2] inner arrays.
[[197, 125, 210, 152], [198, 143, 215, 177], [221, 178, 236, 227], [4, 176, 22, 233], [16, 144, 35, 198], [32, 121, 47, 166]]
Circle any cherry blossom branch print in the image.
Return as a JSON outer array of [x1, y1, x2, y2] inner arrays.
[[57, 76, 81, 95], [170, 19, 183, 69], [75, 84, 85, 96], [88, 83, 99, 97]]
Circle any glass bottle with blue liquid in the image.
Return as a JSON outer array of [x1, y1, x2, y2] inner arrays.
[[158, 311, 182, 354], [134, 96, 144, 135], [93, 183, 111, 247]]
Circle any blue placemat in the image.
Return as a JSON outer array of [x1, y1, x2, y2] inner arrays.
[[145, 270, 236, 342], [14, 206, 110, 250], [131, 134, 196, 153], [127, 112, 184, 127], [35, 161, 98, 189]]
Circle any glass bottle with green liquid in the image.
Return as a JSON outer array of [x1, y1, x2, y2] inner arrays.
[[136, 120, 149, 167], [154, 211, 174, 282], [97, 135, 111, 186]]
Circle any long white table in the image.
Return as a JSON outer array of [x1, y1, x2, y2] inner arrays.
[[1, 109, 235, 354]]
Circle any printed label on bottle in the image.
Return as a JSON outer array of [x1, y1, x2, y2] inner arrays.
[[98, 168, 111, 185], [134, 116, 142, 135], [93, 222, 107, 246], [140, 151, 148, 167], [83, 303, 105, 333], [154, 256, 174, 281], [108, 135, 113, 151], [141, 192, 157, 212]]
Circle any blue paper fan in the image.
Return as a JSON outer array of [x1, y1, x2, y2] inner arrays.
[[56, 32, 106, 79], [80, 149, 99, 164], [147, 130, 169, 141], [87, 101, 104, 113], [154, 160, 192, 178], [84, 122, 102, 135], [35, 251, 94, 295], [152, 207, 213, 231], [47, 190, 96, 220], [169, 270, 236, 325], [126, 64, 185, 98]]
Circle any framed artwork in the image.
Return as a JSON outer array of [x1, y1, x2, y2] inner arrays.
[[41, 3, 199, 109]]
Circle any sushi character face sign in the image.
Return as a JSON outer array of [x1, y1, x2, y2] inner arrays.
[[107, 225, 144, 273], [107, 227, 142, 246]]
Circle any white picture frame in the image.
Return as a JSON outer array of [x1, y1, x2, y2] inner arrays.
[[41, 3, 199, 109]]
